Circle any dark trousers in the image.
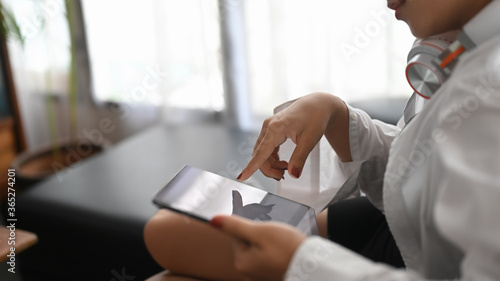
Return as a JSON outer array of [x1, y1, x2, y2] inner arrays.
[[327, 197, 405, 268]]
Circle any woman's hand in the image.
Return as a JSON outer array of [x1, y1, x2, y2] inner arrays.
[[237, 92, 351, 181], [211, 215, 307, 281]]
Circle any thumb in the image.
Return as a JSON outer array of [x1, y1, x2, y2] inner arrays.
[[211, 215, 257, 243]]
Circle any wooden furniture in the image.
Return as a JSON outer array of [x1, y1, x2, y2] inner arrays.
[[0, 226, 38, 263], [0, 16, 27, 203], [0, 117, 17, 202], [0, 16, 26, 154]]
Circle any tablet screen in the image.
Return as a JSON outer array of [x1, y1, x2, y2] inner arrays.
[[153, 165, 318, 236]]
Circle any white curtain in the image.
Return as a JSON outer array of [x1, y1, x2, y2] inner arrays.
[[6, 0, 417, 143], [83, 0, 416, 123], [243, 0, 416, 117], [82, 0, 224, 110], [3, 0, 73, 148]]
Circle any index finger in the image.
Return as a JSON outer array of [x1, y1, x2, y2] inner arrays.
[[238, 127, 287, 181]]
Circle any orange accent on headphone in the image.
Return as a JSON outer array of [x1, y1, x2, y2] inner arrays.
[[440, 45, 466, 68]]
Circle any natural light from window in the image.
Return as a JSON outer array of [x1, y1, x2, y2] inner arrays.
[[83, 0, 416, 121], [82, 0, 224, 110]]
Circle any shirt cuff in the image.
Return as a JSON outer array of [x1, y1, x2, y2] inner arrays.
[[345, 104, 362, 162], [284, 236, 412, 281], [334, 105, 364, 178]]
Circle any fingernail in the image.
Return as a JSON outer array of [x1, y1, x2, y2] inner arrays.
[[210, 216, 224, 229], [236, 173, 242, 180], [291, 167, 301, 179]]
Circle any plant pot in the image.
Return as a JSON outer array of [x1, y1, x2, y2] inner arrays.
[[10, 139, 109, 189]]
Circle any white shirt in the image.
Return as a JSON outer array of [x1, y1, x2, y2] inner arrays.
[[285, 28, 500, 281]]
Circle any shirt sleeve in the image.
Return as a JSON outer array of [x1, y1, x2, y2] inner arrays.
[[285, 237, 422, 281], [336, 104, 402, 179], [346, 104, 401, 163], [334, 105, 403, 209]]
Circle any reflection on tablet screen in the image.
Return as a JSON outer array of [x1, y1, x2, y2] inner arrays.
[[232, 190, 275, 221], [153, 165, 319, 236]]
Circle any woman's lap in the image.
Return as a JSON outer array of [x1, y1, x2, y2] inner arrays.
[[327, 197, 405, 268]]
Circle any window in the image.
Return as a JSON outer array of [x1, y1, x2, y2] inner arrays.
[[6, 0, 416, 131], [243, 0, 415, 117], [3, 0, 71, 97], [81, 0, 224, 111], [83, 0, 415, 125]]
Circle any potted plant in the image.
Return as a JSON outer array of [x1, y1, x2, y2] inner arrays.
[[2, 1, 108, 189]]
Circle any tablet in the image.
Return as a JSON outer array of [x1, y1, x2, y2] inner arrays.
[[152, 165, 319, 236]]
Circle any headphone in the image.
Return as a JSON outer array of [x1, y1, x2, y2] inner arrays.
[[405, 0, 500, 99], [406, 32, 458, 99]]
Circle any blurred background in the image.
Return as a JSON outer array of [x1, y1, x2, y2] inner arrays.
[[0, 0, 415, 280], [1, 0, 414, 151]]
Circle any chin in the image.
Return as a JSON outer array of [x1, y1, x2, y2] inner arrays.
[[407, 27, 428, 39], [407, 19, 463, 39], [408, 24, 451, 39]]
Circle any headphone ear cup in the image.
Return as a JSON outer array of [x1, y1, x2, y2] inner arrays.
[[406, 38, 451, 99]]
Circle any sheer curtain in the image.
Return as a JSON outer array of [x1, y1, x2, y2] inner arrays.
[[243, 0, 416, 118], [2, 0, 73, 148], [6, 0, 417, 143], [82, 0, 415, 128], [81, 0, 224, 111]]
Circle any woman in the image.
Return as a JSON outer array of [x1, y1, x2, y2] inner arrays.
[[145, 0, 500, 280]]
